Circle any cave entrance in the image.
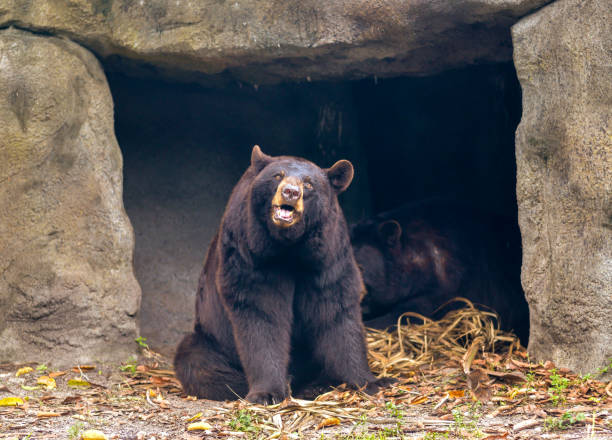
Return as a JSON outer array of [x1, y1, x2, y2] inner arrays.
[[108, 62, 526, 354]]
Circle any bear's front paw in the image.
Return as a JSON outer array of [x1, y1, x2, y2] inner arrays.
[[245, 389, 288, 405], [363, 376, 398, 395]]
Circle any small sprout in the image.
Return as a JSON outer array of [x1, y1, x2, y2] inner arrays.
[[67, 421, 85, 440], [135, 336, 149, 350]]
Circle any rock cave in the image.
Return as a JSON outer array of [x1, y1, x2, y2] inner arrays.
[[0, 0, 609, 379]]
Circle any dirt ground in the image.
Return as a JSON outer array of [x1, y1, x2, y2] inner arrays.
[[1, 351, 610, 440]]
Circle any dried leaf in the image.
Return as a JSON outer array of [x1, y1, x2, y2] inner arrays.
[[49, 371, 67, 378], [0, 397, 24, 407], [462, 336, 484, 374], [80, 429, 108, 440], [482, 434, 509, 440], [409, 395, 428, 405], [447, 390, 465, 399], [187, 421, 212, 431], [62, 395, 82, 404], [37, 375, 56, 390], [72, 365, 96, 372], [186, 412, 203, 422], [37, 411, 61, 418], [68, 379, 91, 388], [317, 417, 341, 429], [484, 369, 527, 384], [15, 367, 33, 377], [467, 369, 492, 401]]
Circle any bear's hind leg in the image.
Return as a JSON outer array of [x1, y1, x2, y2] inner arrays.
[[174, 329, 248, 400]]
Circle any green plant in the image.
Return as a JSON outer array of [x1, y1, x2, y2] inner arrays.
[[544, 412, 585, 431], [135, 336, 149, 350], [36, 364, 48, 372], [548, 369, 570, 406], [67, 421, 85, 440], [451, 402, 483, 438], [385, 401, 403, 420], [596, 358, 612, 376], [228, 409, 259, 433], [119, 355, 138, 374], [423, 432, 449, 440]]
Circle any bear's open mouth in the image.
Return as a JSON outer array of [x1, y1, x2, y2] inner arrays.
[[273, 204, 300, 225]]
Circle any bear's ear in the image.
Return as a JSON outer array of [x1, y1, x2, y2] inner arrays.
[[377, 220, 402, 247], [251, 145, 272, 170], [326, 160, 354, 193]]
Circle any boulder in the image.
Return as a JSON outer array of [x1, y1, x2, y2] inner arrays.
[[513, 0, 612, 375], [1, 0, 550, 83], [0, 28, 141, 365]]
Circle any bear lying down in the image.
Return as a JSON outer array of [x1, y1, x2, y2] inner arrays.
[[351, 200, 529, 343], [174, 146, 391, 404]]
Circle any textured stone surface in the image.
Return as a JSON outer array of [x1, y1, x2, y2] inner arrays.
[[1, 0, 550, 84], [0, 28, 141, 365], [513, 0, 612, 375]]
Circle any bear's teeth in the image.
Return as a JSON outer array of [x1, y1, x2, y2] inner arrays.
[[275, 207, 294, 222]]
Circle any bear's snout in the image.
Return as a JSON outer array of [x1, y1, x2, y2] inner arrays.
[[271, 176, 304, 228], [281, 183, 301, 202]]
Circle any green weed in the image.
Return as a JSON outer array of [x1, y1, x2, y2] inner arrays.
[[67, 421, 85, 440], [548, 369, 570, 406], [544, 412, 585, 431]]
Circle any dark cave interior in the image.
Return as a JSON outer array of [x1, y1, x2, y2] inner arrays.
[[107, 62, 527, 353]]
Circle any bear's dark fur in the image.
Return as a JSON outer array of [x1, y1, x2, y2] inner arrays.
[[174, 146, 389, 404], [351, 200, 529, 343]]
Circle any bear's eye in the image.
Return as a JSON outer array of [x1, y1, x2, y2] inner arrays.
[[273, 171, 285, 181], [304, 181, 313, 190]]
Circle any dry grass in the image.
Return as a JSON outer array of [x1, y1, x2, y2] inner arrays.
[[367, 297, 520, 376]]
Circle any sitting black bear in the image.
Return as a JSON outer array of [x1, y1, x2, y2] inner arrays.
[[174, 146, 390, 404], [351, 200, 529, 343]]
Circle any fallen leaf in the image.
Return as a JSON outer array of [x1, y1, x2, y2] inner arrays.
[[187, 422, 212, 431], [21, 385, 40, 391], [512, 418, 540, 432], [409, 395, 428, 405], [317, 417, 341, 429], [15, 367, 33, 377], [37, 376, 56, 390], [467, 369, 492, 402], [462, 336, 484, 374], [484, 369, 527, 384], [482, 434, 509, 440], [0, 397, 24, 407], [80, 429, 108, 440], [62, 395, 82, 404], [49, 371, 67, 378], [37, 411, 61, 418], [447, 390, 465, 399], [186, 412, 203, 422], [72, 365, 96, 372], [68, 379, 91, 388]]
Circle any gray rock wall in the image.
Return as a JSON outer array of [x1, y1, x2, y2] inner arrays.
[[1, 0, 551, 84], [513, 0, 612, 375], [0, 28, 140, 365]]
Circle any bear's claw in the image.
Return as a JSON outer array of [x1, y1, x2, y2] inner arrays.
[[245, 390, 287, 405]]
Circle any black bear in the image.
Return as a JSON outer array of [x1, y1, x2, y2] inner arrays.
[[351, 200, 529, 343], [174, 146, 389, 404]]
